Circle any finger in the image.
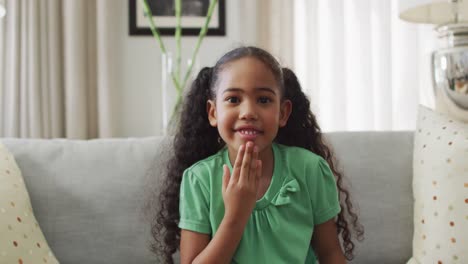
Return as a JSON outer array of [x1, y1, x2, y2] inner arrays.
[[250, 146, 259, 183], [240, 141, 253, 183], [222, 164, 230, 194], [255, 160, 262, 187], [231, 144, 244, 183]]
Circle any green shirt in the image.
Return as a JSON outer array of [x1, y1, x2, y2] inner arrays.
[[179, 143, 341, 263]]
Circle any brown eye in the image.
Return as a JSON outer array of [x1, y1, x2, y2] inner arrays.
[[226, 97, 240, 103], [258, 96, 272, 104]]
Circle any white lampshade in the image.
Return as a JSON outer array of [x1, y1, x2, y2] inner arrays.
[[399, 0, 468, 24]]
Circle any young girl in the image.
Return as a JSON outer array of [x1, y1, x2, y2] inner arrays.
[[151, 46, 363, 263]]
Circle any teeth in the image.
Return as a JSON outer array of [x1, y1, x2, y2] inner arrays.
[[239, 130, 258, 135]]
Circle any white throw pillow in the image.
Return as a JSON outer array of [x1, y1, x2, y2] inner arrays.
[[0, 142, 59, 263], [408, 105, 468, 264]]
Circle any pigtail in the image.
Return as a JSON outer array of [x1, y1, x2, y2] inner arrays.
[[150, 67, 222, 264], [278, 68, 364, 261]]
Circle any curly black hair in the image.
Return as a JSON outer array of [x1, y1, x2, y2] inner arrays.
[[149, 46, 364, 263]]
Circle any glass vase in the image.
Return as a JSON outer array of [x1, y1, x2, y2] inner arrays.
[[161, 52, 199, 135]]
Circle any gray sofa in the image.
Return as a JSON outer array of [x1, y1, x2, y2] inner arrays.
[[2, 131, 414, 263]]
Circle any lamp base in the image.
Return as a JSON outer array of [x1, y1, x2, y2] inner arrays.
[[432, 23, 468, 113], [435, 82, 468, 122]]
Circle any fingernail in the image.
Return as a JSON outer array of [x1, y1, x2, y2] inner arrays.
[[254, 146, 258, 152]]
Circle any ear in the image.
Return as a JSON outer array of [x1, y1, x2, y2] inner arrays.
[[207, 100, 218, 127], [279, 99, 292, 127]]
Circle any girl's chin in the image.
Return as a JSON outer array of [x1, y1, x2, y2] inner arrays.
[[237, 140, 259, 147], [227, 142, 259, 152], [234, 142, 269, 153]]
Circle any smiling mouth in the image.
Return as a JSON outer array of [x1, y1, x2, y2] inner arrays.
[[235, 128, 264, 139], [238, 129, 261, 135]]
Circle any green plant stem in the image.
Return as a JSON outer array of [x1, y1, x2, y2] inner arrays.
[[141, 0, 167, 54], [180, 0, 218, 91], [141, 0, 219, 130], [141, 0, 181, 92], [175, 0, 182, 83]]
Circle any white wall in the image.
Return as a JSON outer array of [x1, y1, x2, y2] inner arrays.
[[112, 0, 258, 137], [0, 12, 3, 128]]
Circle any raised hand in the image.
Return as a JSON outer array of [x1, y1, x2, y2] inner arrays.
[[222, 141, 262, 224]]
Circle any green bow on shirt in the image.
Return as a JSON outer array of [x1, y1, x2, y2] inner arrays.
[[271, 179, 300, 206]]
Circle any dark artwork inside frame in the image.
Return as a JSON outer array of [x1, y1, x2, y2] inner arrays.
[[149, 0, 210, 17], [129, 0, 225, 36]]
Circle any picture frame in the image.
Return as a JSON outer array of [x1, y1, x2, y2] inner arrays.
[[129, 0, 226, 36]]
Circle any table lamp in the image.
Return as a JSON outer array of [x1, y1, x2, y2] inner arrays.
[[399, 0, 468, 120]]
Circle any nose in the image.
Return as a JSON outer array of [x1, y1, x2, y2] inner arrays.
[[239, 100, 258, 120]]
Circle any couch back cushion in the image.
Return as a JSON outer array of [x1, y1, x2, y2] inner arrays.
[[326, 132, 414, 264], [3, 132, 413, 264], [2, 137, 169, 263]]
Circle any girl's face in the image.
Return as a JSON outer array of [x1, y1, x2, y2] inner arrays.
[[207, 57, 292, 157]]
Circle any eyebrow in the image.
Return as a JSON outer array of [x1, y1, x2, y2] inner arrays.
[[222, 87, 277, 95]]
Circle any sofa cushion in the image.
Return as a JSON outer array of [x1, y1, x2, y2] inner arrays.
[[0, 142, 59, 263], [325, 131, 414, 264], [1, 137, 168, 263], [408, 105, 468, 264]]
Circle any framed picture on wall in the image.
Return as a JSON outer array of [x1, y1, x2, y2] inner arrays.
[[129, 0, 226, 36]]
